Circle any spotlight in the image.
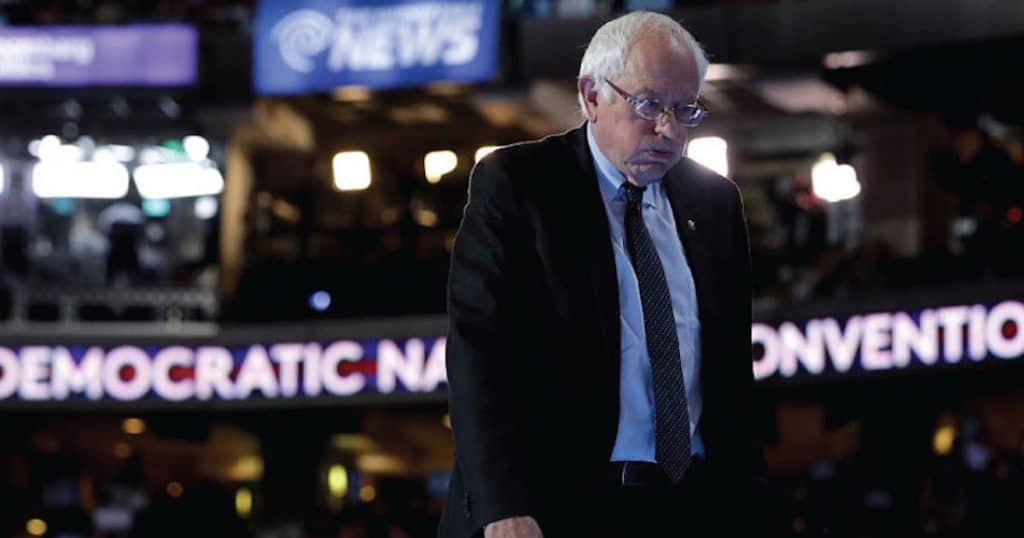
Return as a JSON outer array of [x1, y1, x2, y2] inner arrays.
[[686, 136, 729, 177], [425, 150, 457, 183], [309, 290, 332, 312], [332, 151, 371, 191]]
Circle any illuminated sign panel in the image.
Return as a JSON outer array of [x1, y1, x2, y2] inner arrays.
[[1, 299, 1022, 405], [753, 300, 1024, 381], [0, 25, 197, 87], [253, 0, 500, 95], [0, 338, 447, 403]]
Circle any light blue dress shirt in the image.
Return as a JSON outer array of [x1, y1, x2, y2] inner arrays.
[[586, 123, 705, 462]]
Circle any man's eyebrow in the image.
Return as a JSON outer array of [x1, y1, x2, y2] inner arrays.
[[635, 87, 698, 103]]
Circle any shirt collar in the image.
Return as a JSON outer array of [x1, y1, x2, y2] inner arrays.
[[585, 122, 658, 209]]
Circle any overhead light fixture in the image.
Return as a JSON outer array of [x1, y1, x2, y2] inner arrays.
[[26, 519, 47, 537], [134, 162, 225, 199], [37, 135, 61, 160], [166, 481, 184, 498], [182, 135, 210, 162], [227, 455, 264, 481], [142, 198, 171, 218], [331, 86, 373, 102], [823, 50, 878, 70], [359, 484, 376, 502], [193, 196, 219, 219], [236, 488, 253, 519], [332, 151, 371, 191], [139, 147, 164, 165], [122, 417, 146, 435], [811, 153, 861, 202], [309, 290, 332, 312], [32, 161, 130, 199], [932, 424, 956, 456], [474, 146, 498, 163], [705, 63, 747, 82], [328, 464, 349, 498], [424, 150, 457, 184], [686, 136, 729, 177], [102, 144, 136, 163], [56, 144, 84, 162]]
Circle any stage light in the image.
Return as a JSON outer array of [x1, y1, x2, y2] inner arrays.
[[122, 417, 146, 435], [107, 144, 137, 162], [166, 481, 184, 498], [811, 153, 861, 202], [933, 424, 956, 455], [26, 519, 46, 537], [686, 136, 729, 177], [32, 161, 130, 199], [134, 162, 224, 199], [236, 488, 253, 518], [142, 199, 171, 218], [332, 151, 371, 191], [0, 162, 5, 195], [475, 146, 498, 163], [227, 455, 264, 481], [194, 196, 219, 219], [309, 290, 332, 312], [37, 135, 61, 160], [328, 464, 349, 498], [139, 147, 164, 165], [425, 150, 457, 183], [56, 144, 83, 162], [359, 484, 376, 502], [183, 135, 210, 162]]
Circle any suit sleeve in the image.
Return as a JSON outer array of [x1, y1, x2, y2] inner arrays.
[[446, 155, 541, 532]]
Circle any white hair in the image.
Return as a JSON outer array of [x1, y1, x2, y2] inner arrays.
[[577, 11, 709, 120]]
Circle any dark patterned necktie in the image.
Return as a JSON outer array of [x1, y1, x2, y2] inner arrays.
[[622, 181, 692, 484]]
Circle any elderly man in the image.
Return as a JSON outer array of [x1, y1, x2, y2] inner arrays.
[[440, 11, 763, 538]]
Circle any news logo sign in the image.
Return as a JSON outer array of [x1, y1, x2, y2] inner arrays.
[[0, 338, 446, 404], [253, 0, 500, 95], [752, 300, 1024, 381]]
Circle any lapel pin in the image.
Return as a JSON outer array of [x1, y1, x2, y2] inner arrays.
[[687, 219, 696, 231]]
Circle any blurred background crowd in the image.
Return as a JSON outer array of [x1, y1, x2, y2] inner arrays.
[[1, 0, 1023, 536]]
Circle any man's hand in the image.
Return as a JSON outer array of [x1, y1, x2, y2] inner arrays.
[[484, 516, 543, 538]]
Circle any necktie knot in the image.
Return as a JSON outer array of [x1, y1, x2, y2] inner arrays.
[[623, 182, 646, 206]]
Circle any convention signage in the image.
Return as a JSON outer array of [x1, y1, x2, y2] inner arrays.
[[0, 338, 447, 403], [0, 25, 197, 87], [253, 0, 500, 95], [1, 298, 1022, 405], [752, 299, 1024, 381]]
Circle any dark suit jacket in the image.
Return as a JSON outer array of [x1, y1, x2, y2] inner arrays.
[[439, 124, 762, 537]]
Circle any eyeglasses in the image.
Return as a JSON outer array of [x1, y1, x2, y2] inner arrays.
[[604, 78, 709, 127]]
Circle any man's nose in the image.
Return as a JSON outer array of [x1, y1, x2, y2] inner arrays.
[[654, 111, 685, 142]]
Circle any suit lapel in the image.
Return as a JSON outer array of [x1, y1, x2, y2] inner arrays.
[[563, 125, 622, 367], [663, 163, 717, 336]]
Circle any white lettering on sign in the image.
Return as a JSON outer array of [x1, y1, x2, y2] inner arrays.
[[272, 2, 483, 74], [377, 338, 448, 393], [0, 36, 96, 81], [0, 338, 449, 403], [751, 300, 1024, 380]]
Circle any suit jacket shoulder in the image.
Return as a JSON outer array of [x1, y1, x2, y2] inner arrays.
[[468, 127, 585, 203]]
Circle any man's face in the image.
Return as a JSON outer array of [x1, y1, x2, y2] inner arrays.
[[582, 35, 701, 186]]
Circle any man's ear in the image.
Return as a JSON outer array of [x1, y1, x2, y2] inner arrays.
[[578, 76, 599, 123]]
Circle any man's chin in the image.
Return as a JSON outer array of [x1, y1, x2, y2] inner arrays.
[[627, 162, 669, 182]]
